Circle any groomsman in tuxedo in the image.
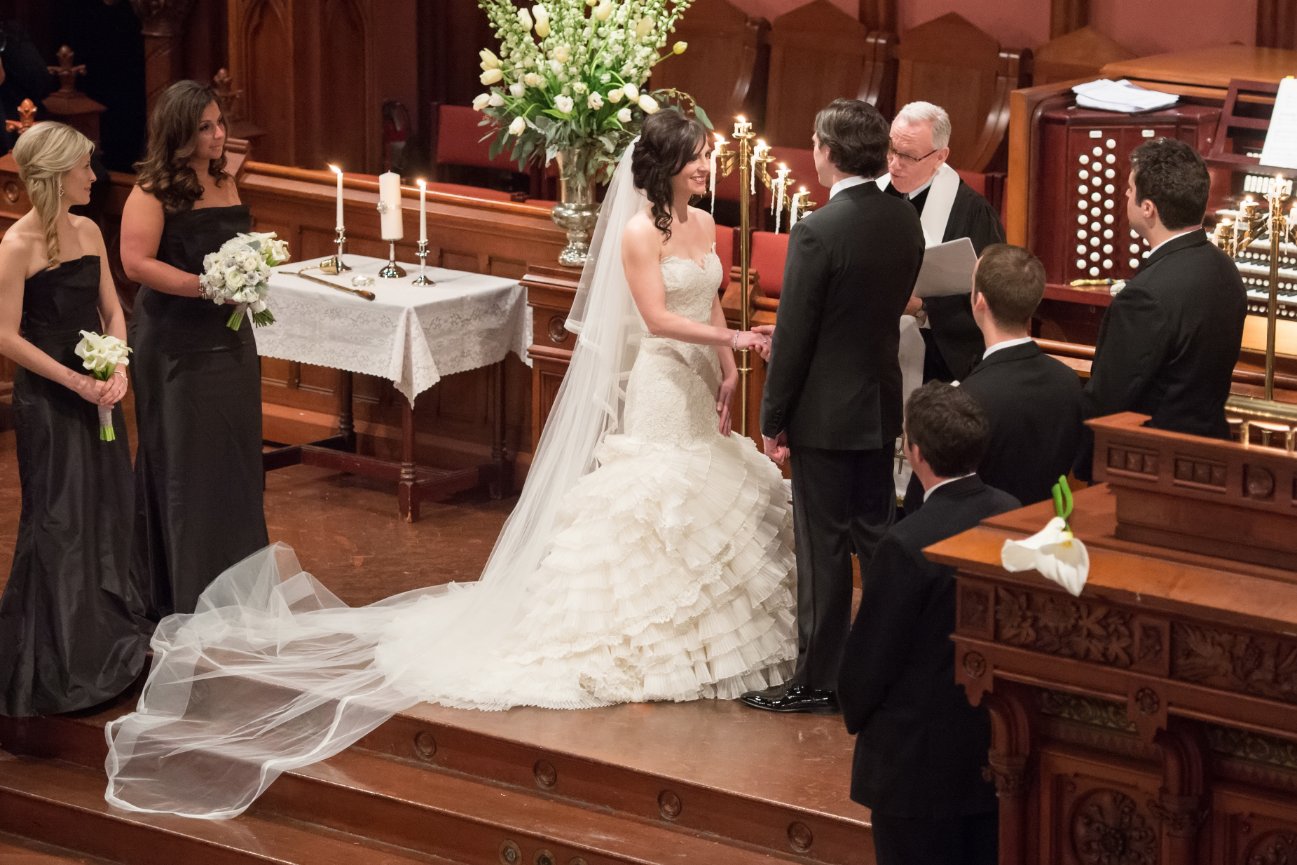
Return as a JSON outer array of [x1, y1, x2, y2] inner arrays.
[[743, 99, 924, 714], [1076, 138, 1246, 479], [878, 101, 1005, 384], [840, 381, 1018, 865], [908, 244, 1083, 513]]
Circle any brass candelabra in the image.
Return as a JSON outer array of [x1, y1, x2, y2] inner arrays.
[[711, 117, 816, 435]]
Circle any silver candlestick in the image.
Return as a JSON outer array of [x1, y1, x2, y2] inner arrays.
[[378, 241, 406, 279], [411, 239, 432, 285], [320, 226, 351, 274]]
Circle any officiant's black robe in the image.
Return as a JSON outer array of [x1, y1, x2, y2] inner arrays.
[[887, 179, 1004, 382]]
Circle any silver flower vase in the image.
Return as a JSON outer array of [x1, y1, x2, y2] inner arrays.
[[551, 147, 600, 267]]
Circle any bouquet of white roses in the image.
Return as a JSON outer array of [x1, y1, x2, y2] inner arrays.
[[474, 0, 707, 181], [198, 231, 291, 331], [74, 330, 131, 442]]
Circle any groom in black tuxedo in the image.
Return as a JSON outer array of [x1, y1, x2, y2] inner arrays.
[[742, 99, 925, 714]]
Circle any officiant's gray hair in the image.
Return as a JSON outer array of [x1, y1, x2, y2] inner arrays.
[[894, 102, 951, 150]]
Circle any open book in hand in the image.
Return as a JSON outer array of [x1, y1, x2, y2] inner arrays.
[[912, 237, 977, 299]]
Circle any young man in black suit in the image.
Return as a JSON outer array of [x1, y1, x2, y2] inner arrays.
[[742, 99, 925, 714], [840, 381, 1018, 865], [908, 244, 1083, 512], [1077, 137, 1246, 479]]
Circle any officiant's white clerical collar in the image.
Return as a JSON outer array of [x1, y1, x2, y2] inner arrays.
[[829, 175, 871, 200], [875, 163, 960, 247]]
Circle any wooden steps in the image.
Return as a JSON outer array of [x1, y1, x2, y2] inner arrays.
[[0, 829, 114, 864], [0, 754, 455, 865], [0, 700, 874, 865]]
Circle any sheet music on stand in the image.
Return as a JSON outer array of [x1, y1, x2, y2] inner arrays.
[[1259, 77, 1297, 171]]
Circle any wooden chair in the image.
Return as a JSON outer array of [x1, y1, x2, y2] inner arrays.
[[429, 102, 536, 200], [649, 0, 769, 126], [764, 0, 897, 147], [1032, 26, 1136, 86], [750, 230, 790, 300], [892, 13, 1029, 173]]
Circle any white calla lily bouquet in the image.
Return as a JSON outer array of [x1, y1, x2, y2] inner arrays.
[[74, 330, 131, 442], [475, 0, 707, 181], [198, 231, 291, 331]]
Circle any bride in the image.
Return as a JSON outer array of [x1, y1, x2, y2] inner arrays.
[[104, 109, 797, 818]]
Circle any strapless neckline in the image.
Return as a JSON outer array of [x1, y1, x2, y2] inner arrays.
[[29, 254, 96, 280], [661, 250, 720, 271]]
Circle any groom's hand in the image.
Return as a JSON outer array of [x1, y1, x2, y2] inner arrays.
[[752, 324, 775, 361], [762, 431, 789, 466]]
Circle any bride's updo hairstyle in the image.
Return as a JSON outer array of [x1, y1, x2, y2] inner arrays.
[[631, 108, 707, 240], [135, 79, 229, 214], [12, 121, 94, 268]]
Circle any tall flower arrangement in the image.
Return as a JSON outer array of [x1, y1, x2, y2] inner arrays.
[[474, 0, 707, 182]]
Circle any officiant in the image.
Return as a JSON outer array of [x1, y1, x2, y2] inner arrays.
[[876, 102, 1004, 385]]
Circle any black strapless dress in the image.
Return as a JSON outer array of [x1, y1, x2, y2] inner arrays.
[[0, 255, 149, 717], [130, 205, 269, 617]]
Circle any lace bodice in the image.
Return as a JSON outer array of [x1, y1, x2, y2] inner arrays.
[[619, 252, 725, 446]]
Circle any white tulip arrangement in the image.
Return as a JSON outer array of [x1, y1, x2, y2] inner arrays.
[[474, 0, 707, 182]]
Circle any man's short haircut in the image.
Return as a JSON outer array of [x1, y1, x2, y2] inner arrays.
[[893, 101, 951, 150], [973, 243, 1046, 329], [814, 98, 889, 179], [905, 381, 989, 477], [1129, 138, 1209, 230]]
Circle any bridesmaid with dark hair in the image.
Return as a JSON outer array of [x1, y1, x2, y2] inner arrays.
[[0, 122, 148, 716], [121, 79, 268, 617]]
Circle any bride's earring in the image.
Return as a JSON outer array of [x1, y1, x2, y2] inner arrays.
[[57, 180, 64, 199]]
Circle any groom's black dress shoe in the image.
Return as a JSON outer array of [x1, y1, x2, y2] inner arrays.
[[738, 684, 839, 714]]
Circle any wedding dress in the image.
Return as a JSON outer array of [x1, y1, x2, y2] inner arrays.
[[104, 141, 797, 819]]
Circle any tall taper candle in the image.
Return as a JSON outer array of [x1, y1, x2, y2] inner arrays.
[[378, 171, 404, 241], [330, 164, 344, 231], [417, 178, 428, 243]]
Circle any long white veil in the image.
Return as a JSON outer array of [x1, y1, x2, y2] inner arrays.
[[104, 142, 649, 819]]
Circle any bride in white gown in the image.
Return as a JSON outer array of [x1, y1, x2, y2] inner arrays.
[[104, 110, 796, 818]]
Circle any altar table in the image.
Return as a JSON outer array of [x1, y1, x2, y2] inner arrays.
[[255, 255, 530, 521]]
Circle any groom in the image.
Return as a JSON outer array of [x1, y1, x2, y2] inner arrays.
[[743, 99, 925, 713]]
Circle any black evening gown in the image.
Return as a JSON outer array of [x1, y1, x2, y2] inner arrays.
[[0, 255, 149, 717], [130, 204, 269, 618]]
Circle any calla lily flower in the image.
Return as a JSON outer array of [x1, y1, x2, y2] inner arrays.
[[1000, 516, 1090, 597]]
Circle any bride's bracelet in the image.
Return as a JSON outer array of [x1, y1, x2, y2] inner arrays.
[[731, 331, 739, 351]]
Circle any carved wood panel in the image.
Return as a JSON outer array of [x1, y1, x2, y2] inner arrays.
[[226, 0, 418, 173], [1038, 747, 1162, 865]]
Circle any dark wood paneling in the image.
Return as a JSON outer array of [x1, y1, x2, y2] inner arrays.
[[1257, 0, 1297, 49]]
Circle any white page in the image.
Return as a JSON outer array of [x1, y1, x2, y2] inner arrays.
[[913, 237, 978, 299], [1260, 77, 1297, 171]]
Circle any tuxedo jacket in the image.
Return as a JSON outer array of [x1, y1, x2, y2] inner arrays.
[[762, 182, 925, 450], [961, 341, 1083, 507], [839, 476, 1019, 819], [898, 180, 1005, 382], [1078, 229, 1246, 478]]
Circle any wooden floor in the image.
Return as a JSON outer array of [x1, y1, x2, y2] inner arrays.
[[0, 420, 873, 864]]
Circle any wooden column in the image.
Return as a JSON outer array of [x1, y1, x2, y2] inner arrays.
[[129, 0, 197, 115], [857, 0, 896, 33], [1257, 0, 1297, 49], [1049, 0, 1090, 38]]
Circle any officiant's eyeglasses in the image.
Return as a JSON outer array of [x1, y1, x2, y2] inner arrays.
[[887, 143, 939, 164]]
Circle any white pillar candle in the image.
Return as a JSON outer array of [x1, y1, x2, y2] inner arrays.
[[417, 178, 428, 244], [330, 164, 344, 231], [378, 171, 404, 241]]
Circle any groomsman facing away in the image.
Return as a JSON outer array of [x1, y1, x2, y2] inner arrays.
[[840, 381, 1018, 865], [908, 244, 1083, 514], [742, 98, 925, 714], [1076, 137, 1246, 479]]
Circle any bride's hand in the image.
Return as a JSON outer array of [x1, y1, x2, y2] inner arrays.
[[716, 372, 737, 436]]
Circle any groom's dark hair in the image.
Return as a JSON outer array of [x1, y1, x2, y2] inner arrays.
[[904, 381, 989, 477], [814, 99, 888, 179]]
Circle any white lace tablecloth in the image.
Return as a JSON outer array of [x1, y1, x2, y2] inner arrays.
[[257, 256, 530, 405]]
